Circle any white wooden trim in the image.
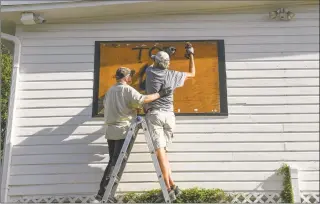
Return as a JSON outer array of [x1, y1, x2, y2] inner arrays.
[[6, 192, 320, 203], [2, 1, 82, 6], [6, 192, 282, 203], [2, 0, 150, 12], [0, 33, 21, 203], [290, 166, 301, 203]]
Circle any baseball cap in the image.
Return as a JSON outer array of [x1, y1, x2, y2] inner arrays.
[[115, 67, 135, 80], [151, 51, 170, 63]]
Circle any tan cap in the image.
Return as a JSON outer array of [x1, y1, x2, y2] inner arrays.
[[152, 51, 170, 63], [115, 67, 134, 80]]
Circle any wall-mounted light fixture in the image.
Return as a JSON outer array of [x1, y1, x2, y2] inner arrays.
[[269, 8, 295, 21], [20, 12, 46, 25]]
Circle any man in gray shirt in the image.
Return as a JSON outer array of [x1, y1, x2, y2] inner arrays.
[[144, 43, 196, 202], [93, 67, 172, 203]]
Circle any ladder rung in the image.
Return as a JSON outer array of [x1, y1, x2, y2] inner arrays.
[[111, 175, 120, 183], [115, 176, 120, 184], [123, 154, 128, 161]]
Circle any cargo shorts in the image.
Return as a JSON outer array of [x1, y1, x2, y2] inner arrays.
[[145, 109, 175, 151]]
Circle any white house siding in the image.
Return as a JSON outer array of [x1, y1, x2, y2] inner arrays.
[[6, 8, 319, 201]]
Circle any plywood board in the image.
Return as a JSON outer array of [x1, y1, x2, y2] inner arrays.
[[95, 41, 222, 115]]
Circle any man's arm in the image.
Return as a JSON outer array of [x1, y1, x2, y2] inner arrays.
[[126, 86, 172, 109], [184, 42, 196, 79], [185, 54, 195, 79], [142, 86, 172, 104], [142, 92, 160, 104]]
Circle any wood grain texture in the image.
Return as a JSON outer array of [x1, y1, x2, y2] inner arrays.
[[98, 41, 220, 114]]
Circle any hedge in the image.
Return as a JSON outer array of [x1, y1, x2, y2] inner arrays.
[[119, 187, 232, 203]]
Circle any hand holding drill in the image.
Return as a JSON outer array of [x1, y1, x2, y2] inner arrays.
[[184, 42, 194, 59]]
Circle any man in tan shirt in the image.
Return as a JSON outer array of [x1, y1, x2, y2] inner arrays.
[[93, 67, 172, 203]]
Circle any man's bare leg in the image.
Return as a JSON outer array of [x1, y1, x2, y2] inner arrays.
[[160, 149, 176, 188], [165, 152, 181, 196], [169, 172, 174, 187], [155, 148, 171, 190], [166, 155, 175, 187]]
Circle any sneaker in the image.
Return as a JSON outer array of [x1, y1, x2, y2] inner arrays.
[[154, 189, 176, 203], [91, 197, 101, 203], [91, 195, 102, 203], [92, 199, 100, 203], [91, 195, 117, 203], [171, 185, 182, 197]]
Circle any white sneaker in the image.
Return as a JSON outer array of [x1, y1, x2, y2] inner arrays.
[[91, 199, 101, 203]]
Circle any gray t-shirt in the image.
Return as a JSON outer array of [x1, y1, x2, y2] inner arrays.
[[144, 65, 187, 112]]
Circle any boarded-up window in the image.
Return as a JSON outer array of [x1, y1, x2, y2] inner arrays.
[[93, 40, 228, 117]]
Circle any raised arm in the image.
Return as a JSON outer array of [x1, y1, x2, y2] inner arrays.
[[185, 54, 195, 78], [184, 42, 196, 79]]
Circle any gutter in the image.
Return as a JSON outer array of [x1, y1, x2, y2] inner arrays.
[[0, 32, 21, 203], [2, 0, 151, 12]]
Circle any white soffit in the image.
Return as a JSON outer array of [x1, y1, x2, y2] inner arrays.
[[1, 1, 83, 5]]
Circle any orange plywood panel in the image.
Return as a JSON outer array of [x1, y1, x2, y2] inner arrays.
[[98, 41, 220, 115]]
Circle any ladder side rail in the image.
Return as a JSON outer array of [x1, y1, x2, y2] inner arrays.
[[108, 124, 141, 200], [102, 122, 139, 201], [141, 119, 171, 204]]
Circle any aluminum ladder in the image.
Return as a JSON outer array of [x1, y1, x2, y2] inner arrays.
[[102, 116, 171, 203]]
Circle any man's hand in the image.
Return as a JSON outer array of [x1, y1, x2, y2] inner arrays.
[[158, 86, 173, 97], [184, 42, 194, 59], [142, 86, 172, 104], [184, 42, 196, 79]]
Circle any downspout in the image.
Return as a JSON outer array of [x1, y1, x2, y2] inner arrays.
[[0, 32, 21, 203]]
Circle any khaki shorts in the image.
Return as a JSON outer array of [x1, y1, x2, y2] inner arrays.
[[145, 109, 175, 151]]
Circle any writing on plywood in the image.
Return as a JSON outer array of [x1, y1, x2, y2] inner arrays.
[[94, 40, 227, 116]]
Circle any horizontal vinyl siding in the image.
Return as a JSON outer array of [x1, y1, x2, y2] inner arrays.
[[9, 10, 319, 199]]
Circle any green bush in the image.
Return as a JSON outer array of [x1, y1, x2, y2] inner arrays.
[[277, 163, 294, 203], [1, 44, 13, 157], [121, 187, 232, 203]]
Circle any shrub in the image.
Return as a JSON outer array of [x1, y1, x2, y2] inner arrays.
[[1, 44, 13, 157], [277, 163, 294, 203], [121, 187, 232, 203]]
